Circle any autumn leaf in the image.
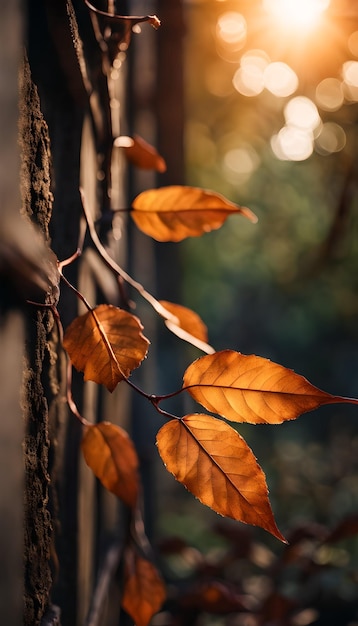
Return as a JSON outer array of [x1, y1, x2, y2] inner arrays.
[[183, 350, 355, 424], [159, 300, 213, 343], [63, 304, 149, 392], [82, 422, 139, 508], [131, 185, 257, 242], [114, 135, 166, 172], [122, 548, 166, 626], [180, 580, 250, 614], [156, 413, 286, 542]]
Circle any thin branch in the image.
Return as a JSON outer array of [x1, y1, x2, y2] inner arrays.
[[83, 0, 161, 29], [123, 377, 182, 420], [66, 361, 91, 427], [80, 188, 215, 354], [58, 248, 82, 271], [85, 542, 124, 626], [58, 264, 93, 312]]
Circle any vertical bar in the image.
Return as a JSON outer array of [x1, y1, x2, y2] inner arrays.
[[0, 5, 24, 624]]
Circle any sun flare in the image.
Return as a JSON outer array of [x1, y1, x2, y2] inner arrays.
[[262, 0, 330, 31]]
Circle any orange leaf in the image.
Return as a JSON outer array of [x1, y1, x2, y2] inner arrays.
[[159, 300, 209, 343], [156, 414, 286, 542], [115, 135, 167, 172], [122, 550, 166, 626], [183, 350, 353, 424], [82, 422, 139, 508], [181, 580, 250, 614], [131, 185, 257, 242], [63, 304, 149, 392]]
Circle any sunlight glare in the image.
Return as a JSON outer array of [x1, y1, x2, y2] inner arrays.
[[262, 0, 330, 31]]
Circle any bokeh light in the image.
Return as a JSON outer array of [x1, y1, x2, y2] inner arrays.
[[222, 146, 260, 184], [271, 97, 321, 161], [315, 78, 344, 111], [315, 122, 346, 155], [342, 60, 358, 87], [216, 12, 247, 62], [284, 96, 321, 131], [271, 126, 314, 161], [342, 60, 358, 101], [232, 49, 269, 96], [216, 12, 247, 46], [264, 62, 298, 97], [348, 31, 358, 57]]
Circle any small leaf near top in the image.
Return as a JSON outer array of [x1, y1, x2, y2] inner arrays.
[[156, 413, 286, 542], [114, 135, 167, 172], [131, 185, 257, 242], [63, 304, 149, 392], [121, 548, 166, 626], [82, 422, 139, 508], [183, 350, 353, 425]]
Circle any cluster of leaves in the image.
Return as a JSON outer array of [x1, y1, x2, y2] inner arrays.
[[56, 175, 358, 622], [44, 4, 358, 624]]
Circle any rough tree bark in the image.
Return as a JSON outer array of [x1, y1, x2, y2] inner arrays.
[[18, 2, 99, 624]]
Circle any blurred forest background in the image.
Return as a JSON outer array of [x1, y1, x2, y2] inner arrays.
[[152, 1, 358, 623]]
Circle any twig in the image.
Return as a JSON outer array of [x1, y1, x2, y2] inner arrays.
[[79, 188, 215, 354], [66, 361, 91, 427], [83, 0, 160, 29], [85, 542, 124, 626]]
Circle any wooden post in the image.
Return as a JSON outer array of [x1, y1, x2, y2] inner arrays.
[[0, 2, 25, 624]]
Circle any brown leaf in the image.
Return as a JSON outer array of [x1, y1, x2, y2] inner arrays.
[[122, 549, 166, 626], [324, 514, 358, 543], [183, 350, 353, 424], [115, 135, 167, 172], [156, 414, 286, 542], [131, 185, 257, 242], [82, 422, 139, 508], [63, 304, 149, 392], [159, 300, 209, 343], [180, 580, 250, 614]]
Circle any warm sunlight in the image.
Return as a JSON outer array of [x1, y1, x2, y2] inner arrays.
[[262, 0, 330, 31]]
